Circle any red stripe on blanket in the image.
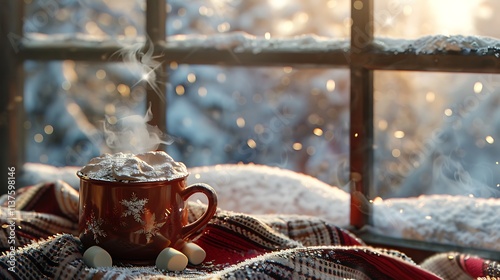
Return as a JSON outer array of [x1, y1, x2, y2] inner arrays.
[[459, 255, 486, 278], [15, 183, 64, 217], [346, 249, 442, 280], [195, 225, 270, 266]]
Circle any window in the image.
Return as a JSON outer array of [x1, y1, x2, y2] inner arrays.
[[2, 0, 499, 260]]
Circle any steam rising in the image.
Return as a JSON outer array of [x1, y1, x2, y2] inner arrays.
[[100, 37, 173, 154], [116, 38, 165, 101], [103, 105, 173, 154]]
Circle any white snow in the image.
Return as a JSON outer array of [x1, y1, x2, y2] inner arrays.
[[372, 194, 500, 251], [373, 35, 500, 54], [24, 32, 500, 55], [187, 163, 351, 227], [186, 163, 500, 251]]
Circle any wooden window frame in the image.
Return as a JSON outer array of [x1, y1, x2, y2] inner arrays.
[[2, 0, 500, 260]]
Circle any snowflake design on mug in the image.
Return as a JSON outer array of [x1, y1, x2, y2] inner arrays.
[[85, 211, 107, 244], [135, 213, 166, 243], [120, 192, 149, 223]]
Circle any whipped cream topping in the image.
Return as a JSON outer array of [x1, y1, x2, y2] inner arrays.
[[77, 151, 188, 182]]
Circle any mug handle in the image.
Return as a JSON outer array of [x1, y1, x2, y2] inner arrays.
[[180, 183, 218, 239]]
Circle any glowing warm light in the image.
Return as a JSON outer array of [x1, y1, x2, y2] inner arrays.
[[373, 197, 383, 204], [141, 73, 150, 81], [394, 130, 405, 139], [292, 142, 302, 151], [403, 5, 413, 16], [176, 85, 185, 95], [105, 104, 116, 115], [34, 134, 44, 143], [392, 149, 401, 158], [326, 79, 336, 92], [96, 69, 106, 79], [353, 0, 363, 10], [117, 84, 130, 97], [269, 0, 288, 9], [187, 73, 196, 83], [294, 12, 309, 24], [276, 20, 294, 35], [425, 91, 435, 102], [354, 133, 358, 137], [170, 61, 178, 70], [425, 215, 432, 220], [308, 114, 322, 125], [378, 119, 388, 130], [474, 82, 483, 94], [283, 66, 293, 74], [430, 1, 477, 35], [107, 116, 117, 125], [85, 22, 101, 34], [327, 0, 337, 9], [217, 22, 230, 32], [313, 128, 323, 136], [236, 117, 245, 128], [124, 26, 137, 37], [444, 108, 453, 116], [264, 32, 271, 39], [198, 87, 208, 97], [178, 7, 187, 16], [247, 139, 257, 148], [486, 136, 495, 144], [477, 2, 494, 20], [44, 125, 53, 135]]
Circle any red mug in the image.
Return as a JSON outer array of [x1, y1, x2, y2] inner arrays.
[[78, 174, 217, 264]]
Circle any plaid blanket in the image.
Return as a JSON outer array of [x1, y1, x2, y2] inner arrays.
[[0, 181, 498, 279]]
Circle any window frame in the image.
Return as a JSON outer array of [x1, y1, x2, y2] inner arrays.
[[3, 0, 500, 260]]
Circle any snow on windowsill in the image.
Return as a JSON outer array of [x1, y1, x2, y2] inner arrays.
[[22, 32, 500, 56]]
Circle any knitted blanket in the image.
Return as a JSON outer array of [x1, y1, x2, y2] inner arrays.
[[0, 181, 498, 279]]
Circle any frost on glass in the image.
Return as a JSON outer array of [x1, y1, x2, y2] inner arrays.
[[374, 71, 500, 199]]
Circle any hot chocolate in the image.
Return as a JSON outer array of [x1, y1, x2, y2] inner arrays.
[[77, 151, 188, 182]]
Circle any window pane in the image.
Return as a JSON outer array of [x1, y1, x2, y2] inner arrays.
[[24, 60, 146, 166], [373, 71, 500, 250], [167, 0, 350, 39], [375, 0, 500, 39], [166, 65, 350, 186], [24, 0, 145, 39]]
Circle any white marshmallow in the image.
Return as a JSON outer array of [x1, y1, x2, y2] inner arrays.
[[83, 246, 113, 268], [181, 242, 207, 265], [155, 247, 188, 271]]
